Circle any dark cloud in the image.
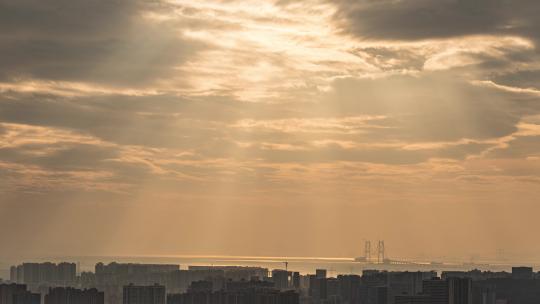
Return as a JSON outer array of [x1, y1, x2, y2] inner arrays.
[[0, 92, 302, 149], [333, 0, 540, 43], [232, 141, 493, 165], [350, 46, 426, 71], [0, 0, 206, 86], [488, 135, 540, 159], [493, 69, 540, 90], [0, 0, 140, 37], [2, 70, 535, 171], [0, 143, 118, 171], [318, 73, 539, 141]]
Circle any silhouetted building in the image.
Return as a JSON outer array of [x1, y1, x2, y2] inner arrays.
[[167, 280, 298, 304], [394, 294, 430, 304], [472, 277, 540, 304], [315, 270, 326, 279], [292, 273, 300, 290], [96, 263, 179, 277], [337, 275, 361, 304], [188, 281, 212, 293], [326, 278, 340, 303], [448, 278, 471, 304], [360, 270, 387, 304], [12, 292, 40, 304], [9, 269, 17, 284], [9, 263, 76, 290], [44, 287, 103, 304], [422, 278, 448, 304], [442, 270, 510, 282], [272, 270, 291, 290], [511, 267, 533, 280], [0, 284, 40, 304], [1, 284, 27, 304], [309, 276, 327, 302], [375, 286, 388, 304], [187, 267, 268, 282], [387, 272, 436, 304], [122, 284, 165, 304]]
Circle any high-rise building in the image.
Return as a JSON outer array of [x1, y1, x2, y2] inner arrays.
[[309, 277, 327, 302], [56, 264, 76, 285], [315, 270, 327, 279], [448, 278, 472, 304], [10, 263, 77, 289], [12, 292, 40, 304], [337, 275, 361, 304], [423, 278, 449, 304], [167, 280, 298, 304], [9, 268, 17, 284], [375, 286, 388, 304], [326, 278, 339, 302], [95, 263, 179, 277], [292, 272, 300, 290], [44, 287, 103, 304], [387, 272, 436, 304], [511, 267, 533, 280], [122, 284, 165, 304], [394, 294, 431, 304], [21, 265, 40, 287], [0, 284, 38, 304], [187, 281, 212, 293], [272, 270, 291, 290]]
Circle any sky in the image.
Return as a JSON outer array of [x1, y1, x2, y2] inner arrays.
[[1, 0, 540, 262]]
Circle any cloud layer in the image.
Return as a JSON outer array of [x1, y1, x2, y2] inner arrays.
[[1, 0, 540, 259]]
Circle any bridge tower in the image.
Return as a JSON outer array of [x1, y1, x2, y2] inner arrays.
[[364, 241, 371, 262], [377, 240, 385, 264]]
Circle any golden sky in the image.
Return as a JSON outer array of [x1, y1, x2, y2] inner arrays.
[[1, 0, 540, 261]]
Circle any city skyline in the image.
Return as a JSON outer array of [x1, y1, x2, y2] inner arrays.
[[3, 260, 540, 304], [1, 0, 540, 260]]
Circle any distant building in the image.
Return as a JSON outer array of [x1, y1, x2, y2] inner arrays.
[[122, 284, 165, 304], [9, 263, 76, 289], [56, 264, 76, 284], [187, 266, 268, 282], [9, 268, 17, 284], [95, 263, 179, 277]]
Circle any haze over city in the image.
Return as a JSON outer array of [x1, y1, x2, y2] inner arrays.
[[1, 0, 540, 264]]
